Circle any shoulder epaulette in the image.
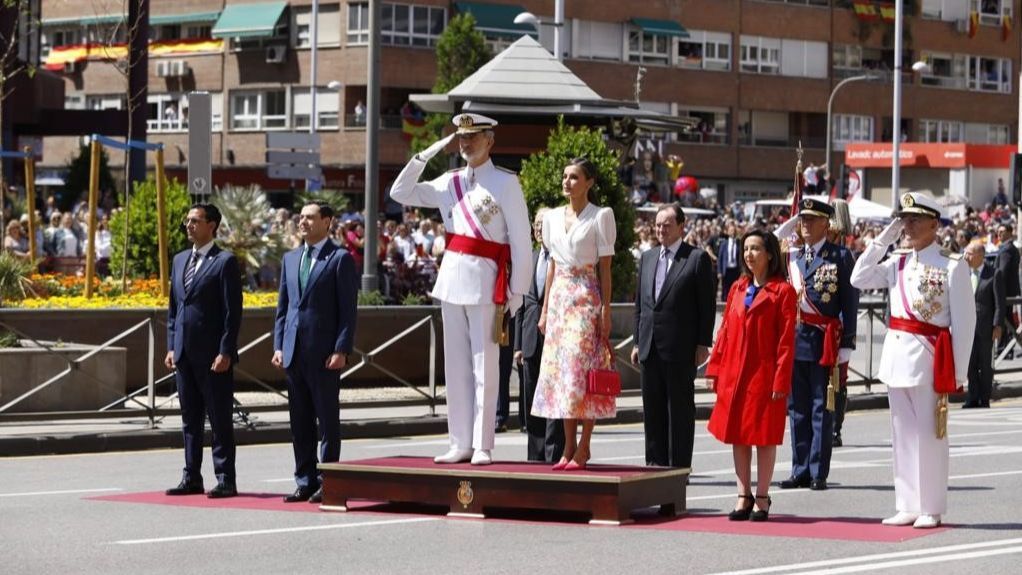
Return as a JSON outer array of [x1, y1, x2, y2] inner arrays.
[[939, 248, 963, 260]]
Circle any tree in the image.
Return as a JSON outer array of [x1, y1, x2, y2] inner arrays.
[[210, 184, 287, 288], [109, 177, 190, 278], [0, 1, 36, 228], [519, 118, 637, 302], [63, 145, 116, 212], [408, 12, 491, 180]]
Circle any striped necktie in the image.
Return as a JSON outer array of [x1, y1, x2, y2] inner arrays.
[[183, 251, 200, 292]]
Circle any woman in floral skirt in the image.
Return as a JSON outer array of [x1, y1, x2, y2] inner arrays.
[[531, 158, 617, 471]]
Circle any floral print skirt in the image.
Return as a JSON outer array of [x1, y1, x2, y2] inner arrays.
[[531, 264, 616, 420]]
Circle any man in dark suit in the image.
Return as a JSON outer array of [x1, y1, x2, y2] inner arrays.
[[513, 208, 564, 462], [995, 224, 1019, 355], [780, 199, 858, 492], [717, 221, 741, 302], [631, 203, 716, 469], [273, 201, 358, 504], [965, 241, 1005, 408], [165, 203, 243, 498]]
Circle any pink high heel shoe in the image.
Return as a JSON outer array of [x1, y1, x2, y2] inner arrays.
[[551, 458, 569, 471]]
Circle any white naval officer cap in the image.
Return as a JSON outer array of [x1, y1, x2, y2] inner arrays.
[[896, 192, 944, 220], [452, 113, 498, 134]]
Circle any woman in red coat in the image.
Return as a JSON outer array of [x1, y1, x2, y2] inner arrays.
[[706, 229, 796, 522]]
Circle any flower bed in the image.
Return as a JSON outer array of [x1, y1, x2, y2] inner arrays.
[[12, 274, 277, 309]]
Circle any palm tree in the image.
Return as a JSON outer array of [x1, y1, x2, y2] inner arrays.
[[209, 185, 287, 289]]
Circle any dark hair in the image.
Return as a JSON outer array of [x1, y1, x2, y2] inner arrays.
[[191, 203, 222, 231], [656, 202, 685, 225], [304, 200, 335, 220], [738, 229, 786, 281], [1000, 223, 1014, 234], [567, 157, 599, 203]]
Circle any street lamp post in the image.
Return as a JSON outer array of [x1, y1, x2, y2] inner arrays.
[[891, 0, 905, 210], [514, 0, 564, 60], [825, 73, 879, 182], [362, 0, 381, 292]]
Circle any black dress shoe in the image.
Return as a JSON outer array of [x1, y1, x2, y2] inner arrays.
[[308, 487, 323, 504], [728, 494, 754, 521], [283, 486, 317, 503], [750, 495, 772, 522], [810, 478, 828, 491], [779, 476, 810, 489], [166, 480, 204, 496], [962, 401, 979, 409], [832, 433, 843, 448], [207, 483, 238, 499]]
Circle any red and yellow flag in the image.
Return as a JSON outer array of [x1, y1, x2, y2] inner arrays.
[[1003, 15, 1013, 42], [969, 10, 979, 38]]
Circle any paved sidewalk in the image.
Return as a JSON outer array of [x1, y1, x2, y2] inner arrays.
[[2, 376, 1021, 457]]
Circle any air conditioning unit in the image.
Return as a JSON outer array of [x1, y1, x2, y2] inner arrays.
[[156, 60, 170, 77], [62, 61, 77, 74], [955, 18, 969, 34], [265, 45, 286, 64], [169, 60, 189, 77]]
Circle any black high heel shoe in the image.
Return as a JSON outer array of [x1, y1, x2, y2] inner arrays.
[[750, 495, 772, 522], [728, 494, 754, 521]]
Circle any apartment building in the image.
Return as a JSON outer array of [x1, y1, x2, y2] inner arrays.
[[31, 0, 1022, 203]]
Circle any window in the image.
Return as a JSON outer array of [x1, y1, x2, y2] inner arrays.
[[833, 114, 874, 149], [677, 31, 731, 71], [627, 27, 669, 65], [294, 3, 341, 48], [230, 90, 287, 130], [740, 36, 780, 74], [86, 94, 125, 110], [293, 88, 340, 129], [964, 122, 1010, 143], [738, 110, 790, 146], [919, 52, 968, 89], [921, 0, 970, 21], [41, 27, 81, 57], [972, 0, 1012, 25], [65, 94, 85, 110], [920, 119, 963, 142], [347, 1, 369, 44], [381, 3, 445, 47], [678, 107, 729, 144], [573, 20, 623, 61], [147, 94, 189, 132], [184, 25, 212, 39], [153, 25, 181, 42], [833, 44, 862, 72], [780, 39, 826, 78], [968, 56, 1011, 93]]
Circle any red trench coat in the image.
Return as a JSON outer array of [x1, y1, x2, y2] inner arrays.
[[706, 276, 797, 446]]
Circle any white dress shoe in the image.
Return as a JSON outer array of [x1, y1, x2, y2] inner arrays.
[[470, 449, 492, 465], [913, 514, 942, 529], [433, 448, 472, 464], [882, 511, 919, 526]]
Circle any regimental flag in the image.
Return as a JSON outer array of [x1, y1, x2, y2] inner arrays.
[[791, 160, 804, 218], [1003, 14, 1013, 42], [969, 10, 979, 38]]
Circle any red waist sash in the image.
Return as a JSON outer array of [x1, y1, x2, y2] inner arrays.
[[888, 316, 957, 394], [446, 233, 510, 305], [801, 311, 841, 367]]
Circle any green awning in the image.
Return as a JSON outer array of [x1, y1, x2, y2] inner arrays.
[[631, 18, 689, 38], [212, 1, 287, 39], [150, 11, 221, 27], [42, 14, 123, 27], [453, 2, 535, 39]]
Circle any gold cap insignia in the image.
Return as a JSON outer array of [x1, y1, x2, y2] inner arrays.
[[458, 115, 474, 128], [902, 193, 915, 207]]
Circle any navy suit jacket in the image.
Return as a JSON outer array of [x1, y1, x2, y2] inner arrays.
[[167, 244, 243, 364], [716, 236, 740, 277], [791, 241, 859, 362], [274, 240, 358, 369]]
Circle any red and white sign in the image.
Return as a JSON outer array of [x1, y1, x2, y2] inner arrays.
[[844, 143, 1014, 169]]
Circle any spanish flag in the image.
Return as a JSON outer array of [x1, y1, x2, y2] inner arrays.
[[969, 10, 979, 38], [1003, 15, 1013, 42]]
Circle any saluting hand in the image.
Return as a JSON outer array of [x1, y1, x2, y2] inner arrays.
[[211, 354, 231, 373]]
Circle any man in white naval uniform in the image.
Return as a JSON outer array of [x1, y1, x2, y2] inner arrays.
[[390, 113, 532, 465], [850, 192, 975, 529]]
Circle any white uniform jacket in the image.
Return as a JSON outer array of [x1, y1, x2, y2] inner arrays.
[[390, 156, 532, 306], [850, 241, 976, 388]]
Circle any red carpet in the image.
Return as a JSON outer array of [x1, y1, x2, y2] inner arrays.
[[87, 491, 944, 541], [335, 456, 660, 478]]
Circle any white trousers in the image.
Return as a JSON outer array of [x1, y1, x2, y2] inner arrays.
[[889, 384, 949, 515], [441, 301, 498, 451]]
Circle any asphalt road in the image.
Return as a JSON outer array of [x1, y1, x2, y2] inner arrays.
[[3, 402, 1022, 575]]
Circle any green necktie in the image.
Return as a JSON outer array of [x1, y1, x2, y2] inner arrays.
[[299, 246, 313, 293]]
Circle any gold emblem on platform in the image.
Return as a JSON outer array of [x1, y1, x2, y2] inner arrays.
[[457, 480, 474, 508]]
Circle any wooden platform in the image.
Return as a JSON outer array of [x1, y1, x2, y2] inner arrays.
[[318, 456, 688, 525]]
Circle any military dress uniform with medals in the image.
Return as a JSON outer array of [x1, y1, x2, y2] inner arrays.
[[390, 114, 532, 465], [850, 192, 975, 528], [783, 199, 859, 491]]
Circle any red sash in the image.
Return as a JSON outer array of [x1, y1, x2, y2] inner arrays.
[[801, 311, 841, 367], [446, 233, 510, 305], [888, 317, 957, 394]]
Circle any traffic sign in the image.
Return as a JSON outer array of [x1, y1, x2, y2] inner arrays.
[[268, 165, 323, 181], [266, 132, 321, 151]]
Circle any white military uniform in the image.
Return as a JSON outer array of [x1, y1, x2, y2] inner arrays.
[[850, 198, 975, 518], [390, 139, 531, 456]]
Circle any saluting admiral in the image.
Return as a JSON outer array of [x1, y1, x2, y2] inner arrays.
[[850, 192, 975, 529], [778, 198, 858, 492], [390, 113, 532, 465]]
